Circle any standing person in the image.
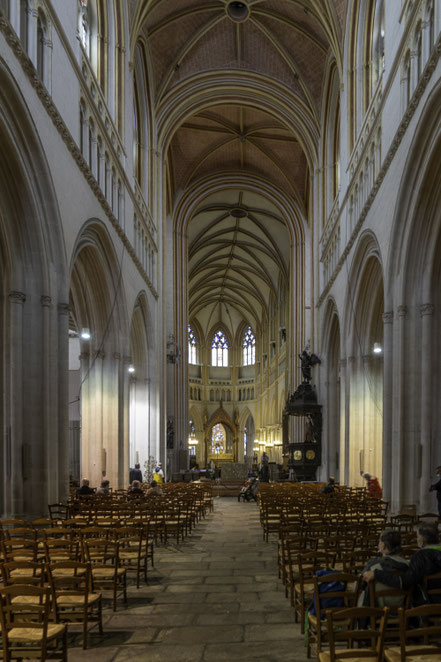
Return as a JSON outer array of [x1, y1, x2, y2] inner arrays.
[[129, 463, 143, 484], [429, 466, 441, 518], [153, 461, 164, 484], [361, 471, 382, 498]]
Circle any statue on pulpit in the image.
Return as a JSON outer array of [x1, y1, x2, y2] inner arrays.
[[299, 349, 321, 384]]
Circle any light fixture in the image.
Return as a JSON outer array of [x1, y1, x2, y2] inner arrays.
[[274, 440, 283, 446], [80, 327, 91, 340], [373, 342, 382, 354], [188, 435, 198, 446], [128, 364, 135, 373]]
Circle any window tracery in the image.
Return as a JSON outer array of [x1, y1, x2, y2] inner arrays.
[[211, 330, 228, 366], [188, 325, 197, 364], [242, 326, 255, 365]]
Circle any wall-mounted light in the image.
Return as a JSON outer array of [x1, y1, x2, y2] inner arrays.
[[80, 328, 91, 340], [128, 364, 135, 373], [373, 342, 382, 354]]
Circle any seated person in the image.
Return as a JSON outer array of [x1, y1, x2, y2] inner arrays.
[[96, 479, 110, 495], [146, 480, 163, 497], [128, 479, 144, 496], [358, 529, 409, 606], [76, 479, 95, 495], [321, 476, 336, 494], [363, 523, 441, 605]]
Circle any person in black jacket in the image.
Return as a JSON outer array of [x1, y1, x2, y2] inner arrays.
[[363, 523, 441, 605], [429, 465, 441, 518]]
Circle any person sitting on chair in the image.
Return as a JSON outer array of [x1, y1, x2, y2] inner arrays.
[[76, 479, 95, 496], [358, 529, 409, 607], [363, 523, 441, 605]]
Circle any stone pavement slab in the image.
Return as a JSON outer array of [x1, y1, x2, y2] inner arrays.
[[68, 499, 309, 662]]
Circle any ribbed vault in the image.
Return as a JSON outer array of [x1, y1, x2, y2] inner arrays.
[[188, 188, 289, 333]]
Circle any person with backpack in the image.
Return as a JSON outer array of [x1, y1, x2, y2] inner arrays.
[[363, 523, 441, 604]]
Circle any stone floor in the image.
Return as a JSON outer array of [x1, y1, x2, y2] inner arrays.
[[69, 499, 308, 661]]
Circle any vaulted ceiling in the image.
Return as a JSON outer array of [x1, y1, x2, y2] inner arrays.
[[130, 0, 347, 339]]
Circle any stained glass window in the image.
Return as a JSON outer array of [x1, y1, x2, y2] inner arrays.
[[242, 326, 255, 365], [211, 330, 228, 366], [210, 423, 226, 454], [188, 325, 197, 364]]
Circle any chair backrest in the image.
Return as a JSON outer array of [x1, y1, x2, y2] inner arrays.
[[423, 570, 441, 604], [1, 538, 38, 562], [48, 503, 69, 521], [368, 578, 412, 611], [311, 572, 361, 621], [0, 584, 52, 658], [397, 604, 441, 657], [326, 606, 389, 660]]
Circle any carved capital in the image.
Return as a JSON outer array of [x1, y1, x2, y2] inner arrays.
[[40, 295, 52, 308], [382, 311, 393, 324], [95, 350, 105, 360], [397, 305, 407, 317], [79, 352, 89, 361], [9, 291, 26, 304], [57, 303, 70, 315], [420, 303, 434, 317], [347, 355, 356, 364], [113, 352, 121, 360]]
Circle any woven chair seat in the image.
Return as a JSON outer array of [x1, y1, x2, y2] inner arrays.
[[9, 624, 65, 642]]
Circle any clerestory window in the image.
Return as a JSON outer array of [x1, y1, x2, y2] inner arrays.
[[211, 330, 228, 366], [188, 325, 197, 364], [242, 326, 256, 365]]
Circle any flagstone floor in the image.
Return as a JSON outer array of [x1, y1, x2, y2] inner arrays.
[[69, 498, 308, 662]]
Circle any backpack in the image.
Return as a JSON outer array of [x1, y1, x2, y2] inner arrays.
[[308, 568, 347, 618]]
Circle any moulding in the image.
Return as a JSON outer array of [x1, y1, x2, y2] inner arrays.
[[0, 12, 158, 300], [317, 33, 441, 308]]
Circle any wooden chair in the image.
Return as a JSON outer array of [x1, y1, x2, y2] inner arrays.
[[319, 606, 389, 662], [367, 580, 412, 644], [47, 562, 103, 649], [384, 604, 441, 661], [1, 561, 44, 587], [423, 570, 441, 604], [113, 527, 147, 588], [294, 550, 337, 633], [48, 504, 69, 523], [1, 538, 38, 563], [83, 538, 127, 611], [0, 584, 67, 662], [307, 572, 361, 658]]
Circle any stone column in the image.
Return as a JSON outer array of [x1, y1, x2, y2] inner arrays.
[[391, 305, 407, 513], [339, 358, 346, 484], [102, 352, 120, 489], [419, 303, 434, 512], [120, 356, 131, 488], [40, 295, 53, 504], [382, 311, 393, 503], [57, 303, 70, 504], [8, 291, 26, 517]]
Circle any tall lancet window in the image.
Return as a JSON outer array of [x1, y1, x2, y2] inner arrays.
[[79, 0, 90, 55], [188, 325, 197, 364], [211, 330, 228, 366], [242, 326, 255, 365]]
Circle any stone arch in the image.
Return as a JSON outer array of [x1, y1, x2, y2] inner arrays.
[[343, 231, 384, 489], [129, 291, 158, 473], [321, 297, 342, 482], [0, 58, 67, 517], [69, 220, 130, 488], [385, 79, 441, 510], [205, 406, 237, 464]]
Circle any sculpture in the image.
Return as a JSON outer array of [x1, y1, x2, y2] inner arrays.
[[299, 349, 321, 383]]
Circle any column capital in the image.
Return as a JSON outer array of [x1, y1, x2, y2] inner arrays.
[[79, 351, 89, 361], [96, 350, 105, 360], [113, 352, 121, 360], [362, 354, 373, 364], [397, 305, 407, 317], [40, 295, 52, 308], [420, 303, 434, 317], [347, 355, 356, 364], [382, 311, 394, 324], [9, 291, 26, 304], [57, 303, 70, 315]]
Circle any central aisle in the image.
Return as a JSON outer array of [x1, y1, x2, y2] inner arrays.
[[71, 498, 308, 662]]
